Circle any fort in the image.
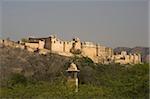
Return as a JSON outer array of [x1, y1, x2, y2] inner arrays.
[[0, 35, 141, 64]]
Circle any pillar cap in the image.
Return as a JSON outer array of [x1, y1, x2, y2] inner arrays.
[[66, 63, 80, 72]]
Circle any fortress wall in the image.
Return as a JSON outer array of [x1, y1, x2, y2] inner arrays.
[[81, 42, 96, 48], [51, 39, 64, 52], [124, 55, 130, 64], [15, 44, 25, 49], [64, 41, 73, 52], [105, 48, 113, 56], [81, 43, 105, 59], [129, 54, 134, 63], [81, 45, 97, 59], [39, 40, 45, 49], [138, 54, 141, 63], [0, 39, 26, 49], [28, 37, 50, 50], [74, 41, 81, 50], [113, 52, 142, 64], [3, 40, 17, 47], [133, 54, 140, 64], [97, 46, 106, 57], [25, 43, 39, 49], [114, 59, 126, 64]]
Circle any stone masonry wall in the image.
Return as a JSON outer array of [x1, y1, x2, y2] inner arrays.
[[63, 41, 73, 53], [51, 38, 64, 52], [25, 43, 39, 49]]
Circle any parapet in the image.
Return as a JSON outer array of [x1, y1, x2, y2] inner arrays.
[[73, 37, 80, 42], [64, 41, 73, 44], [66, 63, 80, 72], [49, 35, 56, 38], [81, 42, 97, 48], [121, 51, 127, 56]]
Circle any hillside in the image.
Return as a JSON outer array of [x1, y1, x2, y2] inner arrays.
[[0, 46, 149, 98], [0, 46, 70, 83]]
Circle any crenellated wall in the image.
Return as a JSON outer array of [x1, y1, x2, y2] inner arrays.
[[50, 37, 64, 52], [97, 45, 106, 57], [63, 41, 73, 53], [25, 43, 39, 49], [81, 42, 97, 59], [0, 39, 25, 49], [73, 38, 81, 50]]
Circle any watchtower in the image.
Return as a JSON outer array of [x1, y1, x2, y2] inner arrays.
[[72, 37, 81, 50]]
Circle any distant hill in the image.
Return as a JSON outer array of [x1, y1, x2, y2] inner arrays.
[[114, 47, 149, 63], [114, 47, 131, 54]]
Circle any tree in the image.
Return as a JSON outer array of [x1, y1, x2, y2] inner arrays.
[[21, 38, 28, 43], [70, 48, 82, 55]]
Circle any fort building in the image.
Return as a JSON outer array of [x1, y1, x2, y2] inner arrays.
[[0, 35, 141, 64], [25, 35, 114, 63], [111, 51, 141, 64]]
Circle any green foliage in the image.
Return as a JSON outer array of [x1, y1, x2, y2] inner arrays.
[[0, 47, 149, 98], [72, 56, 94, 66], [70, 56, 96, 84], [0, 64, 149, 99], [8, 73, 27, 86], [82, 56, 94, 64], [21, 38, 28, 43], [70, 48, 82, 55], [94, 64, 149, 98], [0, 82, 111, 98]]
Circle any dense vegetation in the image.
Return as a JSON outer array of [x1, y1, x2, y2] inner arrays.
[[0, 46, 149, 98]]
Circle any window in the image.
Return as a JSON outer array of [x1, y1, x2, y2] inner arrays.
[[120, 57, 125, 60]]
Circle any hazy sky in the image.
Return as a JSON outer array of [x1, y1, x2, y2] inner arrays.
[[1, 0, 149, 48]]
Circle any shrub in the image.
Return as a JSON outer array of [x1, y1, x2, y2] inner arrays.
[[70, 48, 82, 55], [8, 73, 27, 86], [21, 38, 28, 43]]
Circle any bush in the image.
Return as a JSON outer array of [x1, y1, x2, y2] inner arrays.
[[21, 38, 28, 43], [70, 48, 82, 55], [8, 73, 27, 86]]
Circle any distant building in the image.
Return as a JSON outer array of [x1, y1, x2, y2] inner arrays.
[[111, 51, 141, 64]]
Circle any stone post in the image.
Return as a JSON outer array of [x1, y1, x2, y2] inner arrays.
[[66, 63, 80, 92]]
